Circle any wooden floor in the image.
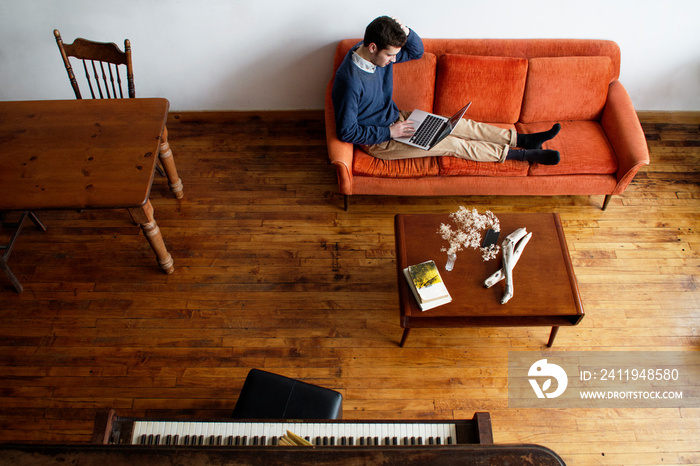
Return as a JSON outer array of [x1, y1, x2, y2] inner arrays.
[[0, 110, 698, 465]]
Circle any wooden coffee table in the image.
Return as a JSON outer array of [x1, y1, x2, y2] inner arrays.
[[395, 213, 584, 347]]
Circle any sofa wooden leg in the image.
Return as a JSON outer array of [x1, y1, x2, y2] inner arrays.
[[344, 195, 349, 212], [602, 194, 613, 210]]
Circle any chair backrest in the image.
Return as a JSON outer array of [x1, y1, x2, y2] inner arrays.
[[53, 29, 134, 99]]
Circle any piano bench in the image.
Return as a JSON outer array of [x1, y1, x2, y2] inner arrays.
[[232, 369, 343, 420]]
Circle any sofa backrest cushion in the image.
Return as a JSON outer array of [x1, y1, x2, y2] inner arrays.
[[520, 56, 613, 123], [422, 39, 621, 81], [393, 53, 437, 112], [434, 54, 529, 124]]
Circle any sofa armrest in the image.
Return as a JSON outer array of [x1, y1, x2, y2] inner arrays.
[[325, 79, 354, 195], [600, 80, 650, 194]]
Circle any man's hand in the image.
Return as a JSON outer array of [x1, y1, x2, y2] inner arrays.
[[390, 120, 415, 139], [392, 17, 410, 36]]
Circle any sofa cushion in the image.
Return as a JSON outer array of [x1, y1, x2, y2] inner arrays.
[[392, 53, 437, 112], [439, 157, 529, 176], [352, 147, 440, 178], [517, 121, 619, 176], [433, 54, 528, 123], [520, 56, 612, 123]]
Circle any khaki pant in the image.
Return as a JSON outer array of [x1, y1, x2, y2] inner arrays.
[[362, 111, 517, 162]]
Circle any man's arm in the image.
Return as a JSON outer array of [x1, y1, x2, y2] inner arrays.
[[394, 18, 423, 63], [332, 77, 391, 145]]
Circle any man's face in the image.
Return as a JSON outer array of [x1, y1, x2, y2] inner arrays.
[[371, 45, 401, 67]]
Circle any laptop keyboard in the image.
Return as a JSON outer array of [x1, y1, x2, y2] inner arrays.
[[409, 114, 444, 147]]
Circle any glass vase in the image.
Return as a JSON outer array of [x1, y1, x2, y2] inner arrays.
[[445, 253, 456, 271]]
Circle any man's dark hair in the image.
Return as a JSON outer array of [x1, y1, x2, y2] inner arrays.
[[363, 16, 407, 51]]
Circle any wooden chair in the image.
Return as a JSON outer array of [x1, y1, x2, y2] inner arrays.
[[53, 29, 134, 100], [53, 30, 183, 198], [1, 212, 47, 293]]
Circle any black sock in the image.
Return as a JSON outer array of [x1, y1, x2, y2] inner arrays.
[[516, 123, 561, 149], [506, 149, 560, 165]]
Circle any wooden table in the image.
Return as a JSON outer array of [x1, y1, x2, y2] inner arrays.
[[395, 213, 584, 347], [0, 98, 181, 275]]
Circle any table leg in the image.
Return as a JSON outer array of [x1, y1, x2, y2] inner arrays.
[[399, 328, 411, 347], [546, 326, 559, 347], [158, 126, 184, 199], [128, 200, 174, 274]]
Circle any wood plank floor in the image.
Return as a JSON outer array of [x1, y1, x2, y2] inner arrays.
[[0, 110, 698, 465]]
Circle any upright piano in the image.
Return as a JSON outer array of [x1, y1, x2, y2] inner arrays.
[[0, 411, 566, 465]]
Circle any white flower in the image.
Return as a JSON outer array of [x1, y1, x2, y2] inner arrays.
[[437, 207, 500, 261]]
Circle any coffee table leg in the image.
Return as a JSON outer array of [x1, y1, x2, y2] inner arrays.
[[158, 126, 184, 199], [399, 328, 411, 347], [546, 326, 559, 347], [128, 200, 174, 274]]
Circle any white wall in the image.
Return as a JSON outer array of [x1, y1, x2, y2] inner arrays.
[[1, 0, 698, 111]]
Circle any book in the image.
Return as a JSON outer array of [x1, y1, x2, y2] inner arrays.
[[403, 260, 452, 311]]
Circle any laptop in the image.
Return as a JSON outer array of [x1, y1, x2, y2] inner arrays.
[[394, 102, 471, 150]]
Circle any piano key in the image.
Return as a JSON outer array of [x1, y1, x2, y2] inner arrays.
[[261, 423, 271, 445], [193, 423, 203, 445], [172, 423, 182, 445], [381, 425, 391, 445], [163, 422, 172, 444], [203, 423, 214, 445], [418, 424, 427, 445]]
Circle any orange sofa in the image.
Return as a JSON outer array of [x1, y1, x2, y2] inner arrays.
[[324, 39, 650, 210]]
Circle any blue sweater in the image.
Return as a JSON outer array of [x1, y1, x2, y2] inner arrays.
[[331, 31, 424, 145]]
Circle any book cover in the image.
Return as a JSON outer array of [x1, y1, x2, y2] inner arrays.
[[404, 260, 452, 311]]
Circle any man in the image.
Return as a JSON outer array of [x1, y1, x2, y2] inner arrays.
[[331, 16, 561, 165]]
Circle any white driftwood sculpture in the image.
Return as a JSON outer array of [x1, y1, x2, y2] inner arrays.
[[484, 228, 532, 304]]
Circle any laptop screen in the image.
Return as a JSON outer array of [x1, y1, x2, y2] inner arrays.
[[448, 102, 471, 129]]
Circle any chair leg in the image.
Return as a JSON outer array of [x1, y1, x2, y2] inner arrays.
[[2, 211, 29, 263], [27, 212, 47, 232], [0, 258, 23, 293], [344, 195, 349, 212], [1, 211, 46, 293], [1, 211, 29, 292]]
